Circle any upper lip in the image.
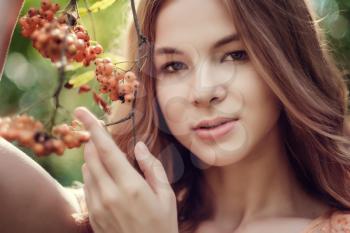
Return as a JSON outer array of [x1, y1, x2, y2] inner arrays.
[[192, 116, 239, 130]]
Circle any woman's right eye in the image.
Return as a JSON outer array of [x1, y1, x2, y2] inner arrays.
[[160, 61, 187, 75]]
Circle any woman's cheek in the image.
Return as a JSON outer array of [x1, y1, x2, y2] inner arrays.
[[237, 74, 282, 157], [157, 83, 193, 136]]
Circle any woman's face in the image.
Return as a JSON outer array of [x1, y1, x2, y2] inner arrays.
[[154, 0, 281, 167]]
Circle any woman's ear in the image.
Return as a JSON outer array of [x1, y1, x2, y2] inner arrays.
[[0, 0, 24, 79]]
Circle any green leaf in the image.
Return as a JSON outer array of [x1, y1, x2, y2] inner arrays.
[[78, 0, 117, 16], [68, 70, 95, 88], [65, 62, 83, 72]]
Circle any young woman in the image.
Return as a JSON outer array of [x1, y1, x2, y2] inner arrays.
[[77, 0, 350, 232], [1, 0, 350, 233]]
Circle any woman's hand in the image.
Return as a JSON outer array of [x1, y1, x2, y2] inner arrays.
[[74, 107, 179, 233]]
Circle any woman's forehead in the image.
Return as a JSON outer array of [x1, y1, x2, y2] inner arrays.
[[154, 0, 237, 51]]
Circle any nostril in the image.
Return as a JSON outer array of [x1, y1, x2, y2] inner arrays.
[[210, 97, 219, 104]]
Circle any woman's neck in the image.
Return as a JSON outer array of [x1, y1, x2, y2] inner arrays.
[[202, 124, 330, 229]]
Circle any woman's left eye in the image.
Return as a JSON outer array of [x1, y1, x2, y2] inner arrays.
[[221, 50, 248, 62]]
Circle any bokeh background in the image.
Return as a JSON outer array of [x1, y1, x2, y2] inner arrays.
[[0, 0, 349, 186]]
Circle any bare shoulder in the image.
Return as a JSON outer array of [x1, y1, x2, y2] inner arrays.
[[0, 137, 24, 156], [0, 138, 83, 233], [0, 138, 47, 178], [0, 138, 81, 211]]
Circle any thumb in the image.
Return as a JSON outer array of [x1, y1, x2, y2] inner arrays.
[[134, 141, 172, 196]]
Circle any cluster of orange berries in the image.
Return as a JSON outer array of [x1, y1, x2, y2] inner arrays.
[[95, 58, 140, 104], [0, 115, 90, 156], [19, 0, 102, 65], [19, 0, 59, 37], [52, 121, 90, 150]]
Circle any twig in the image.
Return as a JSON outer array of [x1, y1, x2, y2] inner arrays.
[[47, 2, 77, 131], [64, 0, 79, 26], [129, 0, 149, 147], [48, 60, 66, 131], [113, 46, 151, 73], [104, 111, 134, 127], [130, 0, 147, 47]]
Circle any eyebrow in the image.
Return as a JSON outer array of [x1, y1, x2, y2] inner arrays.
[[155, 33, 240, 56]]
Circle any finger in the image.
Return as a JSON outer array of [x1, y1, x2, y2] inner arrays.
[[83, 163, 121, 233], [84, 140, 118, 194], [82, 165, 105, 232], [84, 141, 123, 218], [134, 141, 173, 197], [75, 107, 135, 180], [74, 107, 120, 154]]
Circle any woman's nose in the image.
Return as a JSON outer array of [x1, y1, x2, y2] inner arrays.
[[189, 69, 228, 107], [190, 86, 227, 107]]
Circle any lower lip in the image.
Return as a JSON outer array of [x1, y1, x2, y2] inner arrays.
[[193, 120, 238, 141]]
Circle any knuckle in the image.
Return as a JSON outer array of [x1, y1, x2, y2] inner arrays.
[[124, 184, 142, 198], [127, 187, 140, 198], [101, 192, 120, 208]]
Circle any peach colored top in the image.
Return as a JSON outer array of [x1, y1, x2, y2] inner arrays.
[[301, 208, 350, 233]]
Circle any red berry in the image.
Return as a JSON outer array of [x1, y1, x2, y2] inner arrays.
[[78, 84, 91, 94], [93, 45, 103, 54]]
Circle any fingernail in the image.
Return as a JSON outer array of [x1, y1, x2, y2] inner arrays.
[[74, 107, 88, 120]]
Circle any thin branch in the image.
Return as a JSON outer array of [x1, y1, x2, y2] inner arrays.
[[48, 61, 66, 131], [47, 3, 77, 131], [104, 111, 133, 127], [64, 0, 79, 26], [113, 46, 151, 73], [129, 0, 149, 147], [130, 0, 147, 46], [64, 0, 78, 11]]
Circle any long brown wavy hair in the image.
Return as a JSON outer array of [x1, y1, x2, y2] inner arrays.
[[107, 0, 350, 232]]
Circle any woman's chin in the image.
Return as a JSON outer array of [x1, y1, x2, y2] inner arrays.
[[189, 143, 251, 169]]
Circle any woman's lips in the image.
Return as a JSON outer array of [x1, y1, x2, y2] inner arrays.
[[193, 119, 238, 141]]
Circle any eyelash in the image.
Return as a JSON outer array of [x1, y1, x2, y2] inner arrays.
[[221, 50, 248, 62], [159, 50, 248, 75]]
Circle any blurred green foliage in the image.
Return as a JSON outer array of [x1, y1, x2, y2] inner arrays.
[[312, 0, 350, 72], [0, 0, 128, 186], [0, 0, 349, 186]]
